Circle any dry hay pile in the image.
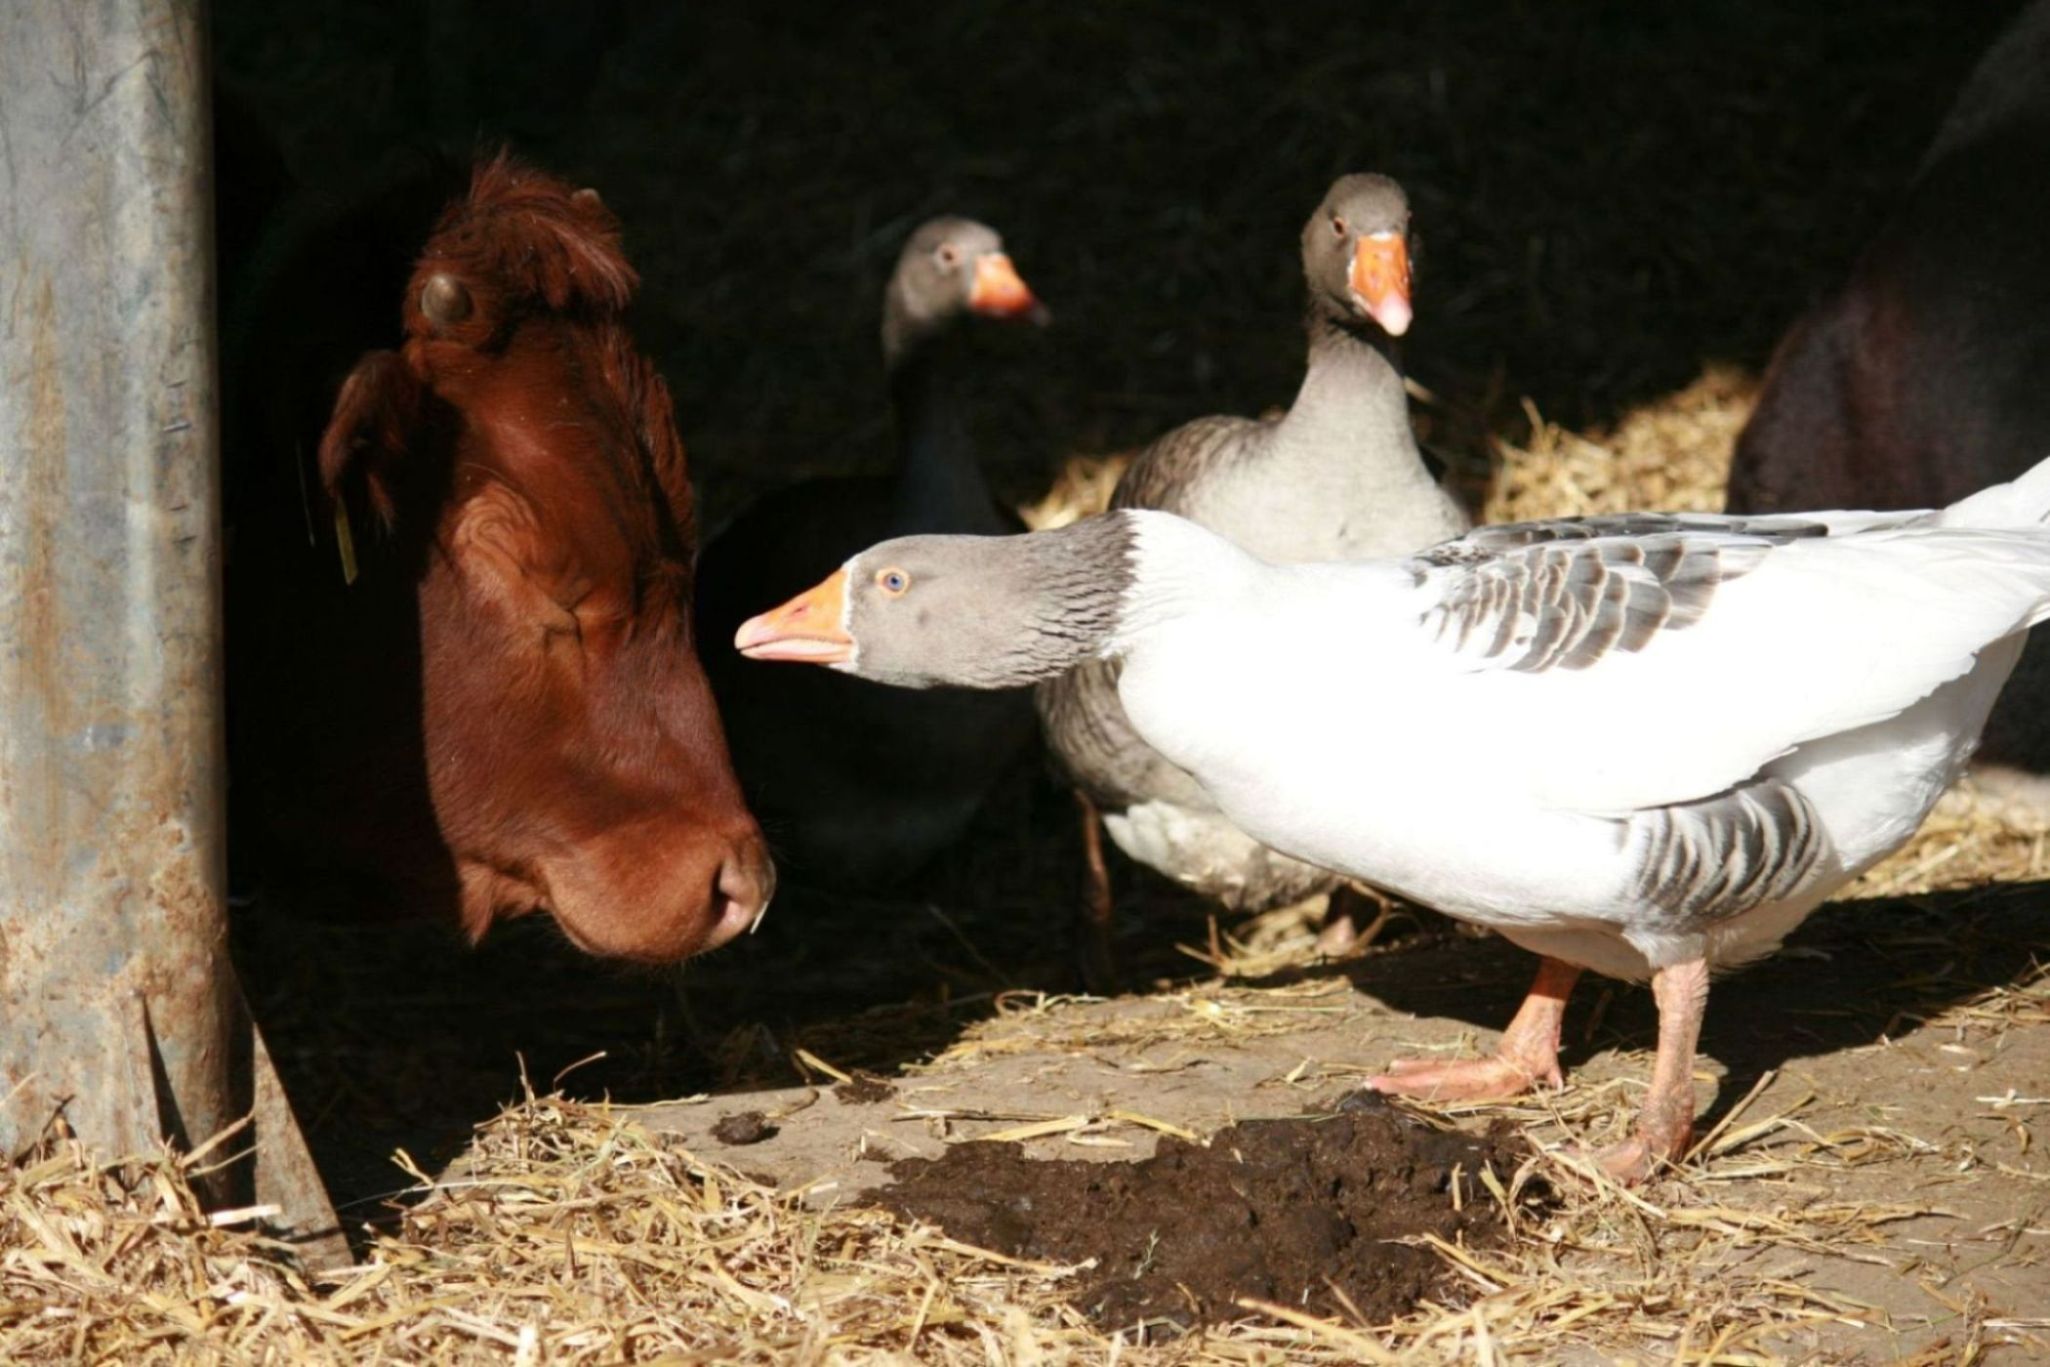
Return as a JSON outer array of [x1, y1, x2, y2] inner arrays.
[[1481, 364, 1753, 524], [8, 960, 2046, 1366]]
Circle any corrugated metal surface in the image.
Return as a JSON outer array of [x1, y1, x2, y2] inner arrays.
[[0, 0, 343, 1265]]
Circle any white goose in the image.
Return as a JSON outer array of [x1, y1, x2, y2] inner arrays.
[[735, 457, 2050, 1181]]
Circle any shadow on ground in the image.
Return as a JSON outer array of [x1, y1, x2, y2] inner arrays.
[[1279, 879, 2050, 1139], [236, 762, 1198, 1219]]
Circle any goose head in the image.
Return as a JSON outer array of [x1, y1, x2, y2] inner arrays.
[[1302, 173, 1413, 338], [734, 514, 1142, 689], [881, 217, 1049, 365]]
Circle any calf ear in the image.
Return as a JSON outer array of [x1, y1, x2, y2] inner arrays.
[[446, 481, 583, 639], [317, 350, 424, 529]]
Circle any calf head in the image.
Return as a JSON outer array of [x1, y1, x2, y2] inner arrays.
[[316, 157, 772, 962]]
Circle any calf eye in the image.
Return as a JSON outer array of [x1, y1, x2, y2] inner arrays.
[[876, 567, 911, 596]]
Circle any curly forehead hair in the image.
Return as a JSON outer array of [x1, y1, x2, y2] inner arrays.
[[416, 151, 638, 316]]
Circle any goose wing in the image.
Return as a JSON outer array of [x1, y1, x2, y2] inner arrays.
[[1112, 415, 1264, 517], [1376, 511, 2050, 816]]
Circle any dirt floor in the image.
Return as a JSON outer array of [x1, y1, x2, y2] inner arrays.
[[145, 838, 2045, 1361], [10, 4, 2047, 1363]]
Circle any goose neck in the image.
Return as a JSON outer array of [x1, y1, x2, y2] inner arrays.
[[885, 328, 1005, 535], [1276, 309, 1410, 449]]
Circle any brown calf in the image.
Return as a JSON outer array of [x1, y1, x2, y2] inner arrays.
[[236, 155, 771, 962]]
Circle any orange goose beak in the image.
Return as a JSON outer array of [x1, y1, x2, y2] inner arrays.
[[1349, 232, 1412, 337], [735, 568, 854, 665], [968, 251, 1047, 322]]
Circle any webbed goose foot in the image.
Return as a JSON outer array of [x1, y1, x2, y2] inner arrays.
[[1367, 956, 1582, 1101], [1368, 1051, 1558, 1101]]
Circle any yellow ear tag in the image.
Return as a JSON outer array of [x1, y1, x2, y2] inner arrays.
[[334, 499, 360, 587]]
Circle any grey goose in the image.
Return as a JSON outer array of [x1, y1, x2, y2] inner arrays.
[[1037, 173, 1467, 975]]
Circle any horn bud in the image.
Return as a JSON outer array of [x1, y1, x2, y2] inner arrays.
[[421, 272, 473, 326]]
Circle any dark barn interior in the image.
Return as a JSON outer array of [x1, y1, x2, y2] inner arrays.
[[209, 0, 2022, 1221]]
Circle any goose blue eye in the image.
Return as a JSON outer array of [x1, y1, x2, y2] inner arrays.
[[876, 568, 911, 596]]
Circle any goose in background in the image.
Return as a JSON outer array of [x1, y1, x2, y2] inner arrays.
[[695, 217, 1048, 887], [1036, 174, 1467, 979]]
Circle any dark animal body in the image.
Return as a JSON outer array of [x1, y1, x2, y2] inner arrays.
[[1724, 0, 2050, 780], [227, 155, 772, 963]]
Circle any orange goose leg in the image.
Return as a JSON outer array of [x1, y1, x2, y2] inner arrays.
[[1592, 957, 1709, 1183], [1074, 790, 1119, 992], [1369, 952, 1709, 1185], [1315, 882, 1395, 956], [1368, 955, 1582, 1100]]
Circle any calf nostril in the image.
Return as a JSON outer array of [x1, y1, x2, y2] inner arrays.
[[723, 857, 769, 932], [749, 849, 778, 910], [708, 851, 773, 944]]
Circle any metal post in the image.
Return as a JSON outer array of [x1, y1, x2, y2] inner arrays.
[[0, 0, 344, 1264]]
